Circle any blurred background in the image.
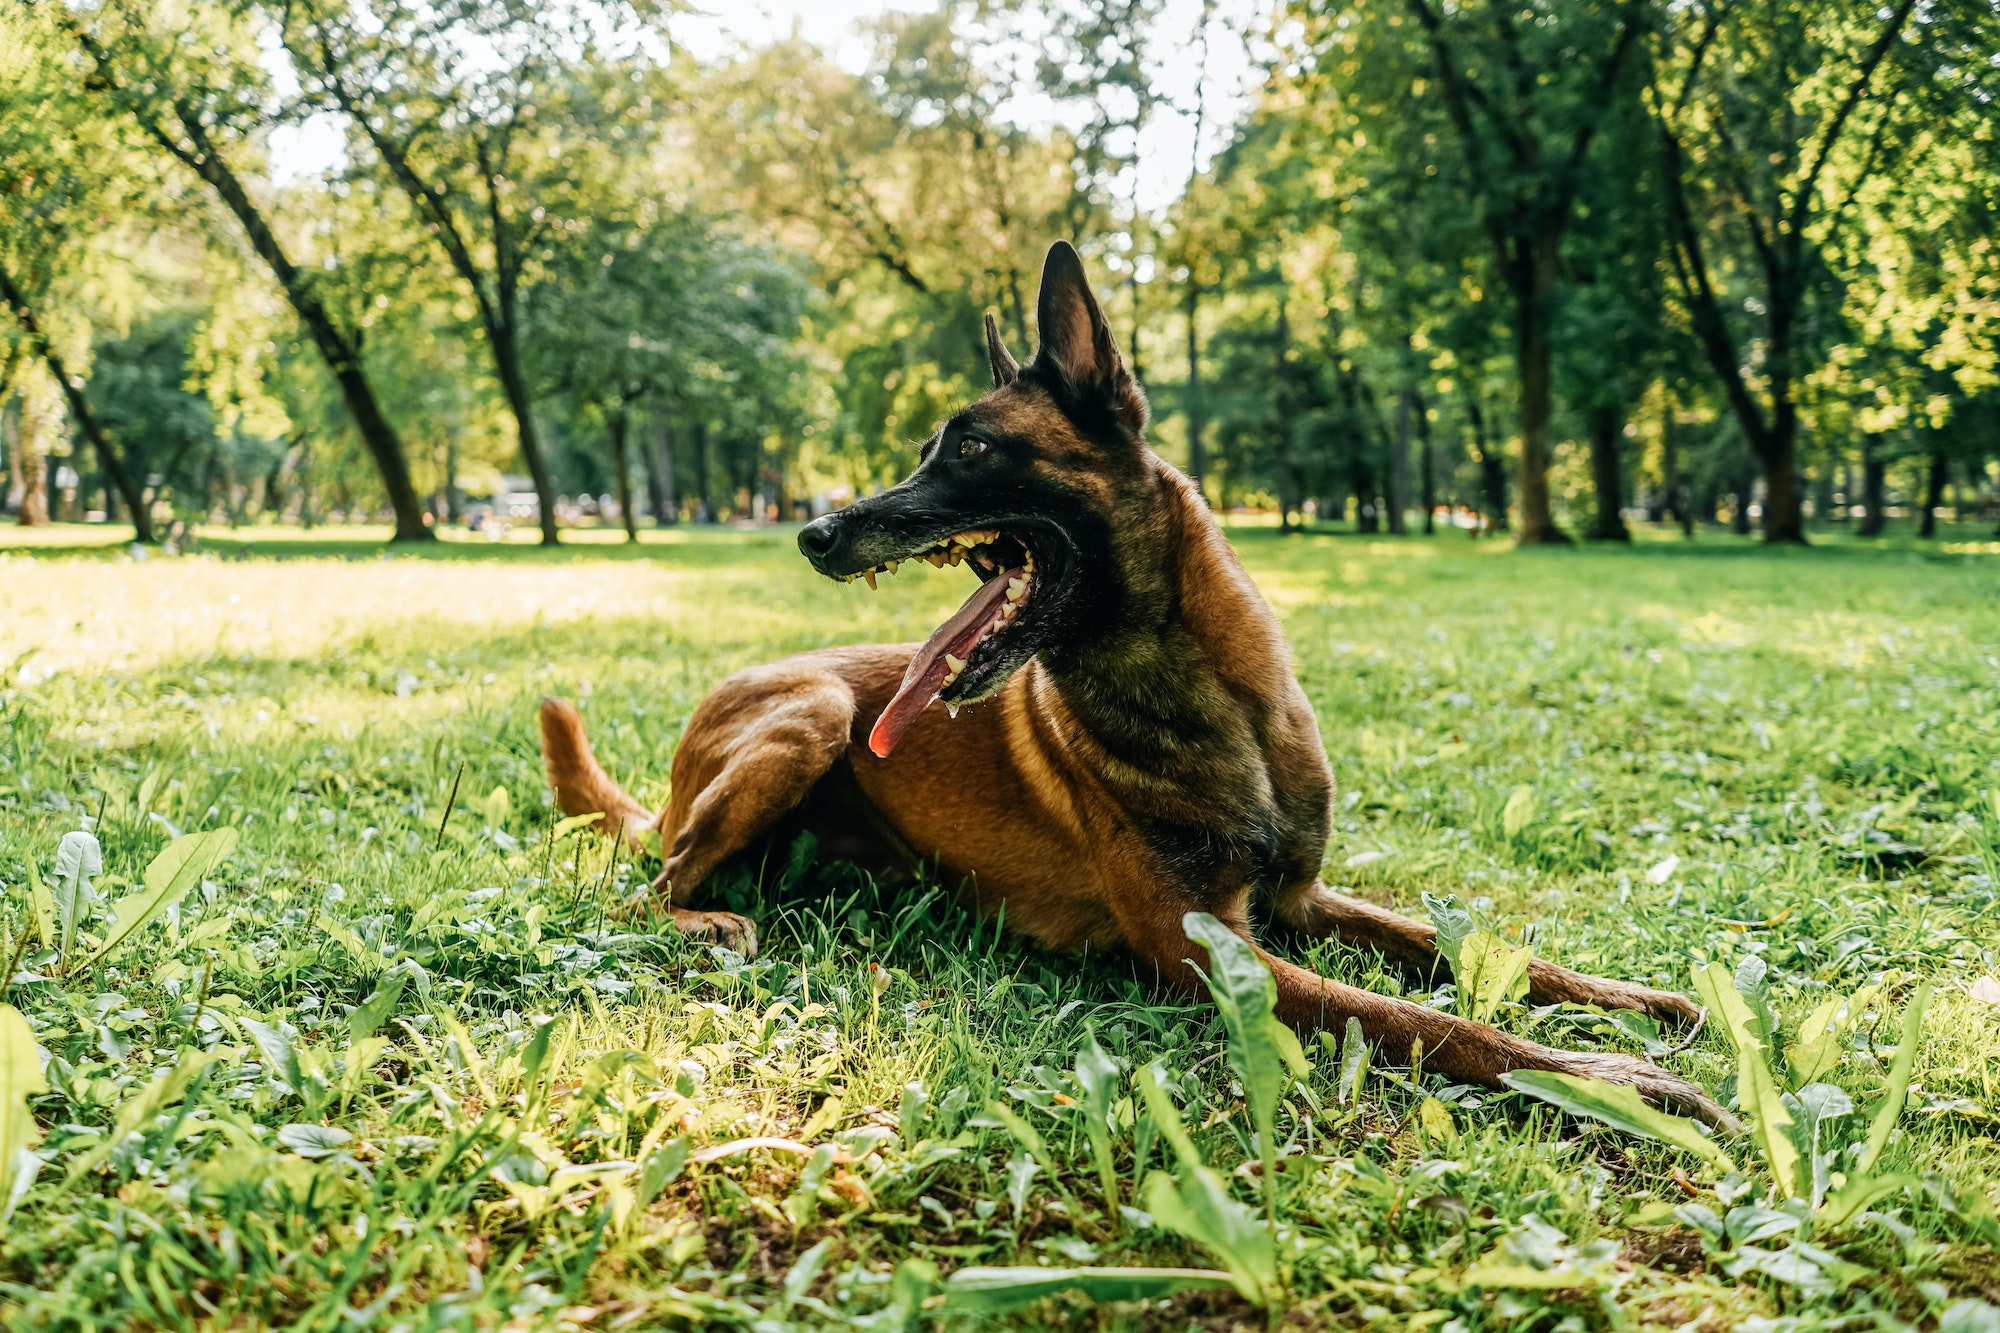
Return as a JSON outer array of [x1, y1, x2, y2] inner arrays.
[[1, 0, 1994, 550]]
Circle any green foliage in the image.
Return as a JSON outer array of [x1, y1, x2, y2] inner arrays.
[[1695, 959, 1804, 1195], [1071, 1028, 1123, 1223], [1455, 929, 1533, 1024], [1182, 911, 1310, 1220], [0, 1003, 45, 1218], [1505, 1069, 1734, 1171], [1136, 1060, 1278, 1304], [91, 827, 237, 964], [45, 832, 99, 961], [941, 1264, 1238, 1310]]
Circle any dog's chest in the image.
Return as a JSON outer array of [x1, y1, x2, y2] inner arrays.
[[1137, 807, 1287, 889]]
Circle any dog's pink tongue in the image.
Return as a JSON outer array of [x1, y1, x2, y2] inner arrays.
[[869, 568, 1020, 758]]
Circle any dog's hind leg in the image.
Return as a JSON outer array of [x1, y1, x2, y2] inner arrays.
[[1272, 878, 1700, 1026], [645, 662, 859, 958]]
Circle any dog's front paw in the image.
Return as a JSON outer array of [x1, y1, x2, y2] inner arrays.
[[1549, 1049, 1742, 1135], [668, 908, 759, 958], [1531, 962, 1703, 1028]]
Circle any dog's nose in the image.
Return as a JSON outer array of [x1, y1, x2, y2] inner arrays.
[[798, 515, 842, 564]]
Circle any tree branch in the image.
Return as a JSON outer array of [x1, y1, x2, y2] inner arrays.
[[0, 258, 152, 537], [1668, 0, 1727, 120], [299, 21, 500, 336], [1403, 0, 1526, 173], [1553, 1, 1648, 218], [1656, 119, 1774, 454], [1787, 0, 1919, 239]]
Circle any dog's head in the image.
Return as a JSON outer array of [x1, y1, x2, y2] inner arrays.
[[798, 241, 1151, 756]]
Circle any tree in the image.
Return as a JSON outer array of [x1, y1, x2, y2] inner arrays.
[[1819, 0, 2000, 541], [1648, 0, 1927, 544], [1160, 0, 1224, 500], [698, 16, 1085, 484], [525, 208, 815, 541], [1301, 0, 1649, 544], [1556, 88, 1674, 543], [0, 8, 156, 539], [66, 0, 433, 542], [278, 0, 664, 545], [1033, 0, 1170, 371]]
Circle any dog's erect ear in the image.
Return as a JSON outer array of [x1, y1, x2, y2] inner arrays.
[[1032, 240, 1148, 435], [984, 311, 1020, 388]]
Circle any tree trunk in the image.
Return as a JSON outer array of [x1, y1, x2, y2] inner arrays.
[[609, 405, 638, 543], [1661, 408, 1691, 537], [1, 347, 21, 517], [1732, 465, 1755, 535], [1389, 388, 1412, 536], [300, 441, 317, 529], [1274, 298, 1298, 533], [1415, 386, 1435, 534], [444, 428, 461, 524], [14, 380, 51, 527], [1585, 406, 1630, 541], [1858, 434, 1886, 537], [4, 402, 25, 521], [638, 420, 667, 525], [1468, 397, 1509, 532], [486, 310, 559, 545], [1757, 416, 1807, 543], [1185, 276, 1206, 500], [1918, 448, 1947, 538], [693, 420, 713, 522], [1513, 235, 1569, 545], [654, 421, 678, 525]]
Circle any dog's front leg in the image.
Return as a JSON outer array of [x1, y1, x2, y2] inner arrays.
[[1111, 892, 1736, 1130], [1273, 880, 1700, 1026]]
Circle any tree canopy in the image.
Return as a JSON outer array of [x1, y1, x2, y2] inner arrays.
[[1, 0, 1993, 544]]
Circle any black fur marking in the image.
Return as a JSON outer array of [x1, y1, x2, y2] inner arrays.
[[1139, 813, 1287, 889]]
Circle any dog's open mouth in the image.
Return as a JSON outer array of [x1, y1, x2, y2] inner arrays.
[[830, 528, 1038, 756]]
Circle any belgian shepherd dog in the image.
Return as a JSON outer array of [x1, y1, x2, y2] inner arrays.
[[540, 241, 1729, 1124]]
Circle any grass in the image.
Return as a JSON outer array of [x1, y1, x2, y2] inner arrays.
[[1, 521, 1998, 1332]]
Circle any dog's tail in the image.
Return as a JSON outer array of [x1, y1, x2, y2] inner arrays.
[[538, 697, 656, 842]]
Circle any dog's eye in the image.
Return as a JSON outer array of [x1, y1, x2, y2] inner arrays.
[[957, 436, 988, 459]]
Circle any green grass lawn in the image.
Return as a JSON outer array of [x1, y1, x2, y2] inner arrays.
[[2, 524, 1997, 1332]]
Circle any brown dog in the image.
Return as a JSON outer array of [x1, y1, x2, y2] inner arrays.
[[541, 241, 1729, 1124]]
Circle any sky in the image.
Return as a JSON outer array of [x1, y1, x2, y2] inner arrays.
[[269, 0, 1272, 214]]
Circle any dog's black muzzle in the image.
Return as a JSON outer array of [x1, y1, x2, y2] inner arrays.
[[797, 482, 966, 578]]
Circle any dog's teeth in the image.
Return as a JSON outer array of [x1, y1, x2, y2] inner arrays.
[[1000, 602, 1018, 620], [991, 615, 1005, 633], [946, 704, 959, 718], [1006, 578, 1025, 601], [944, 653, 966, 674], [863, 569, 878, 590]]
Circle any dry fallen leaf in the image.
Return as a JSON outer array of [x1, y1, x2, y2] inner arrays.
[[1970, 977, 2000, 1009]]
